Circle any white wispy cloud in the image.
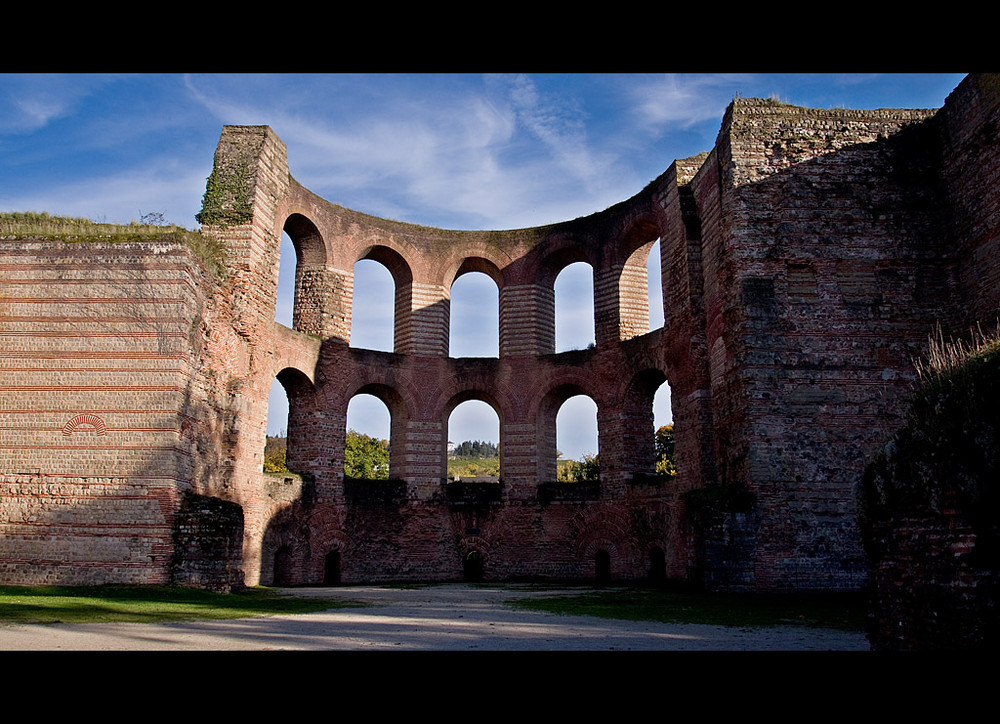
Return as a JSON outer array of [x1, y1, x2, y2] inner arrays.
[[0, 75, 114, 134], [0, 163, 208, 226], [182, 73, 642, 231], [627, 73, 754, 130]]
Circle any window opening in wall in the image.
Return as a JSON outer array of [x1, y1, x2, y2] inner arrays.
[[351, 258, 394, 352], [265, 377, 290, 473], [447, 399, 500, 481], [450, 271, 499, 358], [653, 381, 675, 477], [275, 230, 295, 327], [345, 393, 391, 479], [647, 238, 664, 330], [556, 394, 599, 481], [554, 262, 595, 352]]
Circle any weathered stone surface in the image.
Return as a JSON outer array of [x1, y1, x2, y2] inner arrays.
[[2, 74, 998, 594]]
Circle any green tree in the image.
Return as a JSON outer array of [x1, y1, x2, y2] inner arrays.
[[345, 429, 390, 479], [655, 424, 677, 477], [557, 453, 599, 482], [263, 436, 288, 473]]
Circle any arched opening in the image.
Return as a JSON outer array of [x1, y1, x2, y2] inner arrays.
[[616, 233, 664, 342], [447, 398, 501, 481], [595, 549, 611, 584], [556, 394, 599, 482], [555, 261, 595, 352], [275, 230, 295, 326], [653, 380, 674, 477], [281, 213, 327, 336], [464, 550, 484, 582], [324, 551, 341, 585], [450, 269, 499, 358], [620, 370, 674, 481], [345, 393, 391, 479], [351, 258, 395, 352], [647, 238, 664, 331], [273, 545, 293, 586], [265, 368, 314, 476]]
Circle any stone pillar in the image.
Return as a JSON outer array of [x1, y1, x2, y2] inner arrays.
[[500, 284, 555, 356]]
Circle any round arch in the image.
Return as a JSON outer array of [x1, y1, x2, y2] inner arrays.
[[619, 367, 670, 479], [537, 381, 600, 483], [449, 257, 502, 358], [347, 382, 409, 480], [282, 213, 328, 268], [442, 390, 504, 482], [281, 213, 329, 336], [354, 244, 415, 354]]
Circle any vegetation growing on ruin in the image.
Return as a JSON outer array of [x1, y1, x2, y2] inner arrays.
[[196, 160, 254, 227], [0, 212, 227, 280], [858, 324, 1000, 522]]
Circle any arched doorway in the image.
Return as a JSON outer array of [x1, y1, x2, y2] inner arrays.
[[464, 550, 484, 582]]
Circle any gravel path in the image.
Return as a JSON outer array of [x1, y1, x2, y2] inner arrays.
[[0, 583, 870, 651]]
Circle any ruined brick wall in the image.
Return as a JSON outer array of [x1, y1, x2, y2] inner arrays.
[[0, 240, 210, 584], [3, 75, 998, 593], [686, 99, 956, 590], [856, 75, 1000, 649], [937, 74, 1000, 332]]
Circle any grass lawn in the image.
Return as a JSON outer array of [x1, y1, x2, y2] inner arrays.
[[508, 587, 867, 631], [0, 583, 867, 631], [0, 585, 360, 625]]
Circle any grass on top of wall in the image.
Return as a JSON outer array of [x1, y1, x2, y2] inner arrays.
[[0, 211, 227, 280]]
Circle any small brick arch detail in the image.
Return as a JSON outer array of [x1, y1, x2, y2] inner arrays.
[[62, 413, 107, 436]]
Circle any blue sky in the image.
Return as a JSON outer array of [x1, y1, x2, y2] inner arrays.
[[0, 73, 969, 459]]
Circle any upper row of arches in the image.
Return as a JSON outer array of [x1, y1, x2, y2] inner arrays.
[[275, 221, 666, 357]]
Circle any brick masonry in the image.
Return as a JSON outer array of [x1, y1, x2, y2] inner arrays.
[[1, 75, 998, 592]]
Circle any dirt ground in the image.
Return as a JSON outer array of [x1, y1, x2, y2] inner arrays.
[[0, 583, 870, 651]]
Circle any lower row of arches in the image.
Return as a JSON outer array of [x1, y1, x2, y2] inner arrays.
[[265, 376, 673, 482]]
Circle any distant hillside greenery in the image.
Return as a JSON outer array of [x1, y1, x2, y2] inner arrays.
[[449, 439, 499, 479], [264, 426, 677, 482], [0, 211, 226, 279]]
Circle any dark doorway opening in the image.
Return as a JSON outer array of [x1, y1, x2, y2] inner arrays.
[[464, 550, 484, 582], [595, 549, 611, 584], [274, 546, 292, 586], [324, 551, 341, 585], [649, 546, 666, 584]]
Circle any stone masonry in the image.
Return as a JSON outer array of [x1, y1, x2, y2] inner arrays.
[[1, 74, 997, 592]]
